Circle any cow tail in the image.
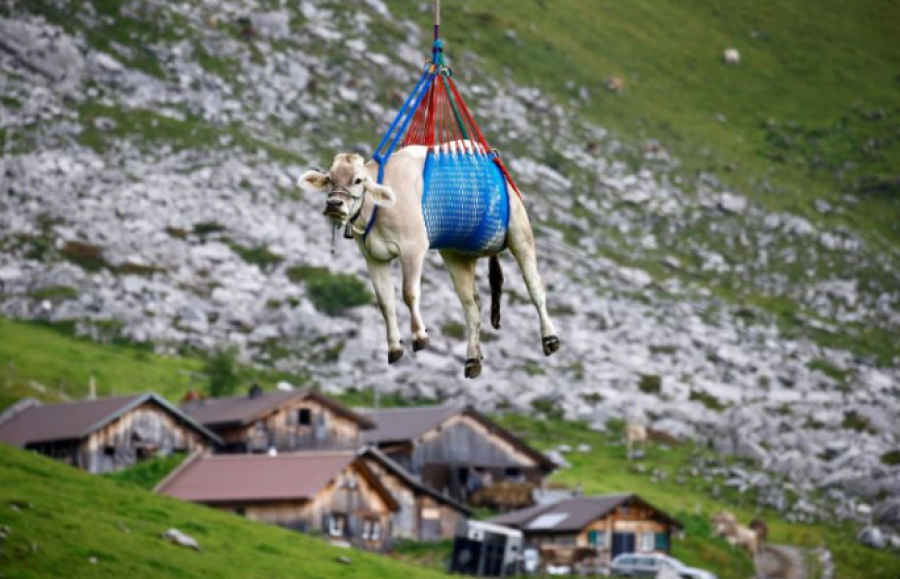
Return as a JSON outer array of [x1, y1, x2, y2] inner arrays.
[[489, 255, 504, 330]]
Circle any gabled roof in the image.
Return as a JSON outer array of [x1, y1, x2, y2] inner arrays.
[[361, 404, 556, 471], [0, 393, 222, 447], [185, 388, 375, 430], [488, 494, 683, 534], [155, 451, 398, 511], [362, 447, 473, 516]]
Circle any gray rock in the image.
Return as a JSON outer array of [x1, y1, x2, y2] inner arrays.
[[858, 525, 885, 550], [162, 528, 201, 551]]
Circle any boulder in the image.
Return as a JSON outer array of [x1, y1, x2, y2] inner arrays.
[[162, 528, 201, 551]]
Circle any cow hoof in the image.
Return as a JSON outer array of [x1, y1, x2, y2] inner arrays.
[[388, 349, 404, 364], [464, 358, 482, 379], [542, 335, 561, 356], [413, 336, 429, 352]]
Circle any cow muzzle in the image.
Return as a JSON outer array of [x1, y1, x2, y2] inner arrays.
[[323, 198, 348, 220]]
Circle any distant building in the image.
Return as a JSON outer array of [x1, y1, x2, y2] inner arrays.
[[0, 393, 220, 473], [488, 494, 683, 569], [184, 387, 375, 453], [362, 404, 556, 504], [155, 450, 399, 552], [363, 447, 472, 541]]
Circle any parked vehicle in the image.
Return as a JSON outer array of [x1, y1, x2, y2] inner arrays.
[[610, 553, 717, 579]]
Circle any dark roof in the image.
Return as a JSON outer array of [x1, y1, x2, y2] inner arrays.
[[361, 404, 556, 470], [185, 388, 375, 429], [362, 404, 463, 444], [0, 393, 222, 447], [489, 494, 682, 533], [155, 451, 397, 510], [362, 447, 473, 516]]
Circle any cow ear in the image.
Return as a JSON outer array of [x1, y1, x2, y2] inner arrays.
[[298, 170, 331, 193], [365, 180, 396, 208]]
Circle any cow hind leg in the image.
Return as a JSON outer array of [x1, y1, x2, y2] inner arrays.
[[366, 257, 404, 364], [400, 249, 429, 351], [506, 193, 560, 356], [441, 251, 483, 378]]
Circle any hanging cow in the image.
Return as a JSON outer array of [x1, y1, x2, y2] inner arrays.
[[299, 147, 560, 378]]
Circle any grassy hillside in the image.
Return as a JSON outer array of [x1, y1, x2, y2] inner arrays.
[[393, 0, 900, 247], [0, 443, 451, 579], [0, 318, 308, 411]]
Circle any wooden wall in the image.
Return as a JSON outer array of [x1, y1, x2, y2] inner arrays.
[[215, 398, 362, 453], [362, 456, 467, 541], [408, 414, 541, 472], [209, 462, 394, 552], [79, 402, 209, 473]]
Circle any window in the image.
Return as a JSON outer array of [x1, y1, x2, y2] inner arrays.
[[640, 532, 655, 552], [234, 507, 246, 517], [588, 530, 607, 548], [327, 514, 346, 537], [103, 446, 116, 457], [504, 467, 521, 478], [655, 533, 669, 551], [361, 518, 381, 541], [297, 408, 312, 426]]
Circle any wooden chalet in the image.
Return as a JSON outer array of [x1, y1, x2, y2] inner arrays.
[[155, 451, 399, 552], [362, 404, 556, 504], [184, 386, 375, 453], [489, 494, 682, 569], [362, 447, 472, 541], [0, 393, 220, 473]]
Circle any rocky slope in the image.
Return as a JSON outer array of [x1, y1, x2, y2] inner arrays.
[[0, 0, 898, 535]]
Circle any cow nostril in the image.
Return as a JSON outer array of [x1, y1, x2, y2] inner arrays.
[[326, 199, 342, 207]]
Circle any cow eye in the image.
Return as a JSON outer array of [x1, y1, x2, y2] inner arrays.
[[354, 178, 363, 185]]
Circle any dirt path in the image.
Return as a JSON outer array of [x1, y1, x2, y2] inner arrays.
[[755, 544, 808, 579]]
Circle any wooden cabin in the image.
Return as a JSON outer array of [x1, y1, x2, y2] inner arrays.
[[155, 451, 399, 552], [362, 447, 472, 541], [489, 494, 682, 569], [184, 387, 375, 453], [362, 404, 556, 504], [0, 393, 220, 473]]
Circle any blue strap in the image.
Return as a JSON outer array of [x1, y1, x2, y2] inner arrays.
[[365, 71, 437, 241]]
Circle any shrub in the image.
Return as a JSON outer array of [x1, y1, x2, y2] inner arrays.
[[287, 265, 372, 316], [204, 348, 239, 397], [638, 374, 663, 394], [61, 241, 108, 271], [224, 240, 283, 271]]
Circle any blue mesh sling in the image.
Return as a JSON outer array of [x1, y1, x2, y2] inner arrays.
[[367, 4, 522, 256]]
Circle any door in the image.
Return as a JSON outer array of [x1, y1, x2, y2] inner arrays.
[[612, 532, 636, 558]]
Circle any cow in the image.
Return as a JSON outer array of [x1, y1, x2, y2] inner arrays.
[[298, 147, 560, 378], [625, 423, 648, 460], [711, 511, 758, 555], [749, 518, 768, 550]]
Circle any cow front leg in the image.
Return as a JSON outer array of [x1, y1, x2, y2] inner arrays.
[[366, 257, 404, 364], [400, 249, 429, 352], [506, 193, 560, 356], [440, 251, 483, 378]]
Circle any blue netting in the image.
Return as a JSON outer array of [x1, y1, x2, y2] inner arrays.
[[422, 151, 509, 255]]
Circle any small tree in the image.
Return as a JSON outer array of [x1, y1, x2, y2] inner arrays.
[[204, 347, 239, 397]]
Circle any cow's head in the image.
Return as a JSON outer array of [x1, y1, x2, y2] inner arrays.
[[297, 153, 396, 225]]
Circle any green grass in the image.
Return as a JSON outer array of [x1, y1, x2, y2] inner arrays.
[[0, 318, 309, 411], [286, 266, 374, 316], [104, 454, 189, 491], [0, 443, 451, 579], [493, 414, 900, 579]]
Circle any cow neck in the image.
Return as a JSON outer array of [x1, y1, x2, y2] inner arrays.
[[346, 192, 373, 239]]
